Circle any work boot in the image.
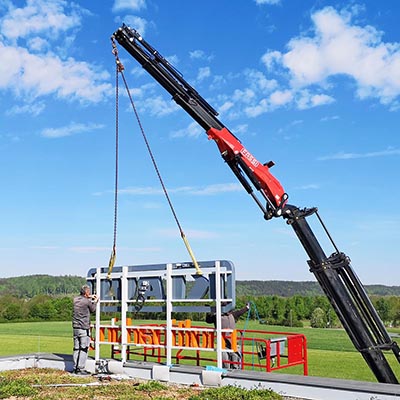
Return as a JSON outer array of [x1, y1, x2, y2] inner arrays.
[[74, 368, 91, 375]]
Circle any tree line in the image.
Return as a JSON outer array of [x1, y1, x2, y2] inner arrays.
[[1, 292, 400, 329], [1, 275, 400, 299], [0, 275, 85, 298]]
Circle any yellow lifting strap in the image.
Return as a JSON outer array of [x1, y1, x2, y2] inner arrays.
[[107, 245, 116, 280], [110, 37, 203, 277], [181, 233, 202, 275]]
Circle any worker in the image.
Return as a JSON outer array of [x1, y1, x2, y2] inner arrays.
[[206, 303, 249, 369], [72, 284, 98, 375]]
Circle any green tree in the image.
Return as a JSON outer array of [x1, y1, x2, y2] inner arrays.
[[0, 295, 25, 321], [375, 297, 390, 324], [270, 296, 286, 325], [28, 295, 56, 320], [310, 307, 326, 328], [53, 297, 73, 320]]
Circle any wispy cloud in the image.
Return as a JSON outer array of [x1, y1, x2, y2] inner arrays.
[[29, 245, 59, 250], [170, 121, 203, 138], [69, 245, 161, 253], [156, 228, 219, 239], [319, 147, 400, 161], [112, 0, 146, 12], [320, 115, 340, 122], [40, 122, 104, 138], [95, 183, 243, 197], [6, 102, 46, 116], [255, 0, 281, 5], [294, 184, 320, 190], [122, 15, 147, 35], [189, 183, 243, 195], [189, 49, 214, 62]]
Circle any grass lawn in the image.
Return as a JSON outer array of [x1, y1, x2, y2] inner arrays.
[[1, 320, 399, 383]]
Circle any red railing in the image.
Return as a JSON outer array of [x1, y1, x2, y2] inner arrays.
[[92, 321, 308, 375]]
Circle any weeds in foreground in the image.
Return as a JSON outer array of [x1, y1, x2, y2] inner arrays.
[[0, 368, 283, 400]]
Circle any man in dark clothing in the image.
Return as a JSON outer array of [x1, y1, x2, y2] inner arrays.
[[72, 285, 98, 375], [206, 303, 249, 369]]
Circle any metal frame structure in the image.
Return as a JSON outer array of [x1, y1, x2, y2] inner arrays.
[[87, 260, 234, 367], [87, 261, 307, 374]]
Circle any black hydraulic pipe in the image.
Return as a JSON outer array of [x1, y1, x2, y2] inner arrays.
[[284, 206, 398, 384]]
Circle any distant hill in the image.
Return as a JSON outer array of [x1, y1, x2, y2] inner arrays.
[[0, 275, 399, 298], [0, 275, 86, 298], [236, 280, 400, 297]]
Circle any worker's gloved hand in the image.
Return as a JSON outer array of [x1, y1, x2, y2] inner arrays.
[[246, 302, 250, 310]]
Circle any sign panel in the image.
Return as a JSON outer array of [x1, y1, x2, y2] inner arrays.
[[86, 260, 235, 313]]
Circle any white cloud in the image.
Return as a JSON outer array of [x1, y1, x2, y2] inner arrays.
[[255, 0, 281, 5], [0, 1, 111, 103], [320, 115, 339, 122], [264, 6, 400, 107], [6, 102, 46, 116], [156, 228, 219, 239], [0, 43, 112, 102], [269, 89, 293, 106], [122, 15, 147, 35], [0, 0, 83, 41], [296, 90, 335, 110], [107, 183, 242, 196], [318, 147, 400, 161], [245, 98, 269, 117], [125, 82, 180, 117], [170, 121, 203, 139], [118, 186, 164, 195], [218, 100, 235, 114], [190, 50, 205, 59], [27, 37, 49, 52], [261, 51, 282, 70], [189, 49, 213, 62], [141, 95, 180, 117], [197, 66, 211, 81], [112, 0, 146, 12], [244, 89, 294, 117], [244, 69, 278, 93], [232, 124, 248, 136], [40, 122, 104, 138], [189, 183, 242, 195], [232, 88, 256, 104], [294, 184, 320, 190]]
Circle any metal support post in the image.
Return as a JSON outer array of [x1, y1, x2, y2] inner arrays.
[[121, 266, 128, 363], [215, 261, 222, 368], [166, 263, 173, 366], [95, 267, 101, 362]]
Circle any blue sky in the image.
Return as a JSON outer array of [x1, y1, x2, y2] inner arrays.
[[1, 0, 399, 284]]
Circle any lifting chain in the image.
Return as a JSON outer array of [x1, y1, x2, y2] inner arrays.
[[108, 38, 202, 276], [106, 41, 122, 280]]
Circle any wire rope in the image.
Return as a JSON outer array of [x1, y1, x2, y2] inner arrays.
[[110, 38, 202, 276]]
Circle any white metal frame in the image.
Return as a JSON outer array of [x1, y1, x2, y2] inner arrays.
[[90, 261, 233, 368]]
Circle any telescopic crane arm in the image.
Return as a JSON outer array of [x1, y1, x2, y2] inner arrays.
[[112, 24, 400, 384]]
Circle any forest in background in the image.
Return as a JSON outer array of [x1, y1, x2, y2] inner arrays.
[[0, 275, 399, 328], [2, 274, 400, 298]]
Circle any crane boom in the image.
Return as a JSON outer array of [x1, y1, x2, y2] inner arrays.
[[112, 24, 400, 384]]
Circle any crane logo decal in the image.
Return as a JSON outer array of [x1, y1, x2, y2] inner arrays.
[[240, 148, 260, 168]]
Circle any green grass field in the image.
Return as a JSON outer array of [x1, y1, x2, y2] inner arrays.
[[1, 319, 399, 383]]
